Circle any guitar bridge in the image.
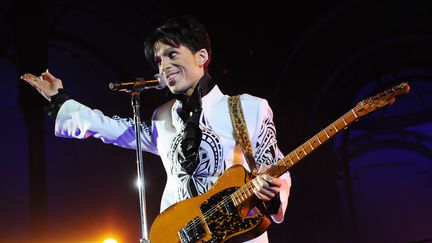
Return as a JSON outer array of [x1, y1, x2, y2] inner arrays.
[[178, 216, 206, 243]]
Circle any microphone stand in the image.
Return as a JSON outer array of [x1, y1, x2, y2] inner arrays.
[[110, 74, 165, 243], [131, 89, 150, 243]]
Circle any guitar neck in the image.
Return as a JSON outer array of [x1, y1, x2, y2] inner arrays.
[[230, 82, 409, 208], [267, 108, 359, 178], [231, 108, 359, 206]]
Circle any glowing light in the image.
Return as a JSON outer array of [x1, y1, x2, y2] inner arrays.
[[103, 238, 118, 243], [136, 176, 147, 189], [136, 177, 142, 189]]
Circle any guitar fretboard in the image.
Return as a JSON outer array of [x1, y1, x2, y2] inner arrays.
[[231, 108, 359, 206], [230, 82, 409, 206]]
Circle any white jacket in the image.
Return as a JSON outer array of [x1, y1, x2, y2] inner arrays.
[[55, 85, 288, 242]]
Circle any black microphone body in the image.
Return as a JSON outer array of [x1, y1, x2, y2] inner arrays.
[[109, 75, 166, 92]]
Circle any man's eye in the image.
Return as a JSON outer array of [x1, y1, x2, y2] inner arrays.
[[169, 52, 177, 59]]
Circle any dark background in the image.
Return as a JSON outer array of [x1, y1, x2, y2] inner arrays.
[[1, 0, 431, 242]]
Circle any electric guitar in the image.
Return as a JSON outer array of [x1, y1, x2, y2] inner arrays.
[[149, 82, 410, 243]]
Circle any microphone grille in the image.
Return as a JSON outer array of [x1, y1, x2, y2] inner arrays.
[[108, 82, 116, 90], [154, 74, 166, 89]]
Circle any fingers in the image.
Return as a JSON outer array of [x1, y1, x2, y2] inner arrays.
[[257, 163, 270, 174], [20, 73, 43, 91], [252, 174, 280, 202], [42, 69, 56, 82], [20, 73, 38, 85], [41, 73, 51, 83], [21, 69, 55, 84]]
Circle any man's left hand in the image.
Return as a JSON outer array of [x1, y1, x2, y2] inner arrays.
[[252, 163, 283, 202]]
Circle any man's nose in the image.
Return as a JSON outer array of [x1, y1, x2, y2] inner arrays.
[[160, 58, 172, 71]]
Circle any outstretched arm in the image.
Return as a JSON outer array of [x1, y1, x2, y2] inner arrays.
[[21, 69, 159, 154]]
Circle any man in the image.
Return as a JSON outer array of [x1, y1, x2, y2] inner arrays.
[[21, 15, 291, 242]]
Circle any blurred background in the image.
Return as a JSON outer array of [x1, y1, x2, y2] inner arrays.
[[1, 0, 431, 242]]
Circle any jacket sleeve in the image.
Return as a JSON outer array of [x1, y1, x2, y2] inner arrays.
[[54, 99, 159, 155]]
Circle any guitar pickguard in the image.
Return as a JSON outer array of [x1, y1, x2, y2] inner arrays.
[[199, 187, 263, 242]]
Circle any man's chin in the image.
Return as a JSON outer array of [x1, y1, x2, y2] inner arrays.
[[168, 87, 183, 95]]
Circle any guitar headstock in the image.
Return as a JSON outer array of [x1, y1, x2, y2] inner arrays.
[[354, 82, 410, 117]]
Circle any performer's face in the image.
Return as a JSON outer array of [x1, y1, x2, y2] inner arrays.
[[154, 42, 208, 96]]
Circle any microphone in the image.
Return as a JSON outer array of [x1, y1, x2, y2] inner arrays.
[[109, 74, 166, 92]]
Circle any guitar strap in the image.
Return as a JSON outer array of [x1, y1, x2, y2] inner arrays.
[[229, 95, 282, 214], [228, 95, 258, 176]]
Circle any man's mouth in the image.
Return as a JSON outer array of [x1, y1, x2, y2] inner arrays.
[[166, 71, 180, 85]]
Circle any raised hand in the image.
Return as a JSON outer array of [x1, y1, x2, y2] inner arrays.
[[20, 69, 64, 101]]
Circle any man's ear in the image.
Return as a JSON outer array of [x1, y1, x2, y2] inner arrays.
[[197, 49, 209, 66]]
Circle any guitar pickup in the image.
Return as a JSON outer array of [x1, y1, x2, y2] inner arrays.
[[178, 216, 206, 243]]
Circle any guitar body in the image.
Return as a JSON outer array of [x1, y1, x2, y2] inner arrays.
[[149, 164, 271, 243]]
